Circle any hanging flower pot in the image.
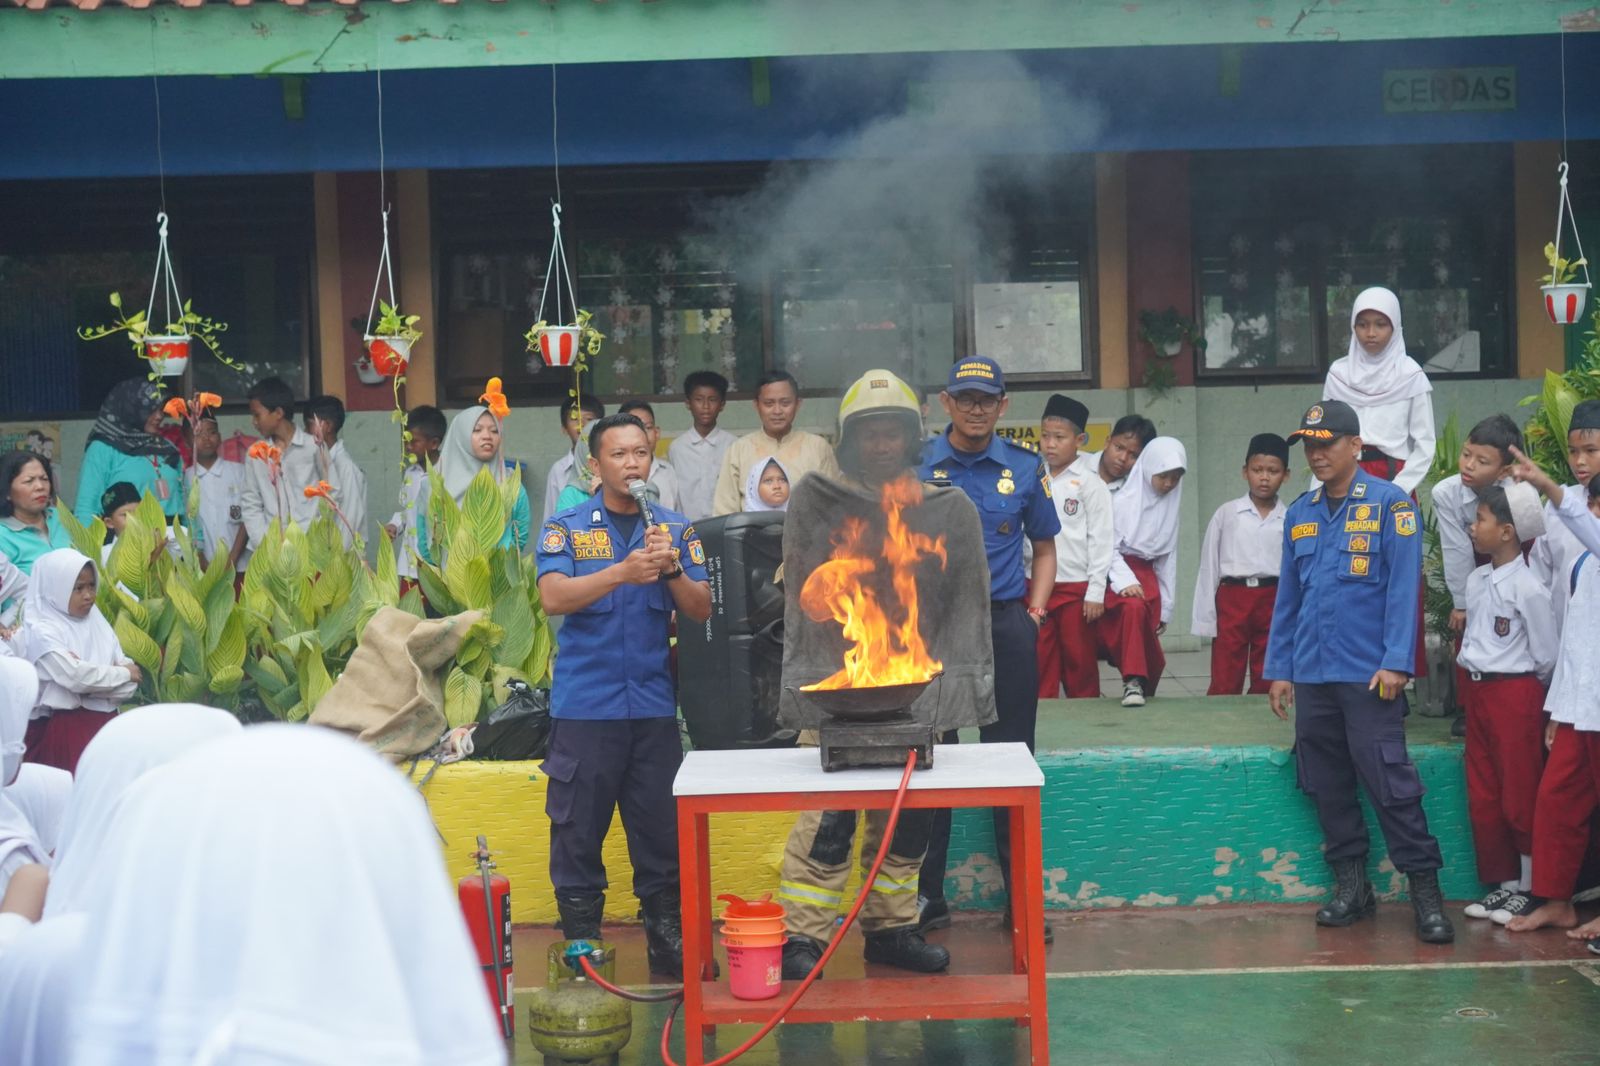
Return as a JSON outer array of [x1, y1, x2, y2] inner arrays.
[[364, 332, 413, 376], [1542, 283, 1591, 326], [353, 354, 387, 385], [1161, 340, 1183, 357], [143, 334, 191, 377], [535, 325, 581, 368]]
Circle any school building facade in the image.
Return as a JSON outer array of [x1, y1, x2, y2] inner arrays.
[[2, 0, 1597, 644]]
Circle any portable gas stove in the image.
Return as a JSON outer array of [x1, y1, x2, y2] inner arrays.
[[791, 674, 940, 772]]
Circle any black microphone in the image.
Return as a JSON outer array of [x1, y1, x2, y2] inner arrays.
[[627, 479, 658, 529]]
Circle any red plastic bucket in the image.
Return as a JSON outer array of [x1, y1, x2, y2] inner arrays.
[[722, 938, 784, 1000]]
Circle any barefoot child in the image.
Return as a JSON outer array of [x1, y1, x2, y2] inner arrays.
[[1099, 437, 1187, 707], [1456, 483, 1556, 926], [18, 549, 140, 774], [1035, 394, 1114, 699], [1193, 433, 1289, 695]]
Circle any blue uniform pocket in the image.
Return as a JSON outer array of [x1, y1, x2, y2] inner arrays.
[[542, 749, 580, 825], [1337, 548, 1380, 583], [981, 492, 1022, 537], [1376, 740, 1425, 805]]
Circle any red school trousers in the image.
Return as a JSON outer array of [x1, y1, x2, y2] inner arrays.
[[1094, 556, 1165, 692], [1530, 723, 1600, 901], [1207, 581, 1277, 695], [1461, 674, 1547, 884], [1037, 581, 1101, 699], [23, 709, 116, 776]]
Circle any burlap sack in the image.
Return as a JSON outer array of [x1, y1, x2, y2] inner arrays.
[[310, 606, 484, 759]]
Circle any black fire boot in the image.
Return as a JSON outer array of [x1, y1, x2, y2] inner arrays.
[[862, 926, 951, 973], [640, 889, 687, 979], [782, 933, 826, 981], [1315, 858, 1376, 927], [1408, 870, 1456, 945], [555, 891, 605, 942]]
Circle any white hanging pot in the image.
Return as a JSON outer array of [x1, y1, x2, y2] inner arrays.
[[1161, 340, 1183, 357], [144, 334, 191, 377], [537, 326, 582, 368], [364, 334, 412, 376], [1542, 283, 1590, 326], [354, 354, 387, 385]]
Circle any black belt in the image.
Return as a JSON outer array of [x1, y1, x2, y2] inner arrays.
[[991, 598, 1022, 610], [1359, 448, 1400, 480], [1464, 671, 1535, 682], [1220, 576, 1277, 588]]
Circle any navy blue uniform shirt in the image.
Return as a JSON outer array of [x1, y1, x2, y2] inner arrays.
[[536, 493, 709, 720], [1263, 470, 1422, 683], [920, 431, 1060, 601]]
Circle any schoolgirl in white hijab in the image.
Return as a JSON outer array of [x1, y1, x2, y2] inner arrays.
[[1108, 436, 1188, 628], [418, 405, 531, 564], [0, 657, 47, 901], [1321, 286, 1437, 496], [18, 548, 137, 774], [744, 456, 793, 512], [70, 724, 505, 1066]]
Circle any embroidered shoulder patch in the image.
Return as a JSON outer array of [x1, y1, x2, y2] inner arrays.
[[539, 525, 567, 554], [1389, 500, 1412, 513], [688, 538, 706, 566], [1291, 522, 1319, 541], [1394, 510, 1417, 537]]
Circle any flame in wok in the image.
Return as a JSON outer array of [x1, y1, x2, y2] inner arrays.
[[799, 476, 945, 690]]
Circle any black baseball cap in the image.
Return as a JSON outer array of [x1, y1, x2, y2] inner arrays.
[[1288, 400, 1361, 443]]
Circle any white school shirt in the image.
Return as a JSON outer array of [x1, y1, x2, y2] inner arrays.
[[644, 457, 681, 513], [1457, 557, 1558, 683], [1079, 450, 1128, 495], [240, 429, 324, 549], [0, 552, 24, 628], [1546, 552, 1600, 731], [668, 426, 736, 522], [542, 450, 575, 525], [185, 458, 250, 573], [1047, 455, 1114, 602], [1339, 395, 1437, 496], [1191, 494, 1286, 638], [1432, 473, 1512, 610], [1529, 486, 1590, 626], [388, 465, 428, 580], [327, 441, 369, 549]]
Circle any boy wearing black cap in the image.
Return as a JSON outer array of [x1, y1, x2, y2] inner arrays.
[[1192, 434, 1289, 695], [1265, 400, 1453, 944], [1455, 482, 1555, 927], [1035, 394, 1114, 699]]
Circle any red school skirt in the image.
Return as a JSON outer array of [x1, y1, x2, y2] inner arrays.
[[23, 708, 117, 775]]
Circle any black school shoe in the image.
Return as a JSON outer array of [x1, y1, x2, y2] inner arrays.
[[1489, 893, 1539, 926], [1465, 888, 1515, 919], [1587, 936, 1600, 956]]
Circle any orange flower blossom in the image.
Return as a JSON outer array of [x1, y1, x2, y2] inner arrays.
[[247, 441, 282, 464], [162, 397, 188, 420], [195, 392, 223, 411], [479, 377, 510, 420], [303, 480, 334, 500]]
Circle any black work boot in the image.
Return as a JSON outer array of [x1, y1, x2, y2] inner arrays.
[[1408, 870, 1456, 945], [555, 891, 604, 941], [640, 889, 686, 979], [862, 926, 951, 973], [1315, 858, 1376, 927], [782, 933, 826, 980]]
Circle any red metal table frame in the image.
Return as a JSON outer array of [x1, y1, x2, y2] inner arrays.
[[674, 743, 1049, 1065]]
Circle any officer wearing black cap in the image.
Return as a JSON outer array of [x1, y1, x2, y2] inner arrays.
[[916, 356, 1062, 939], [1265, 399, 1453, 944]]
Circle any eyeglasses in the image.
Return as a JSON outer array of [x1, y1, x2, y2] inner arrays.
[[949, 392, 1001, 412]]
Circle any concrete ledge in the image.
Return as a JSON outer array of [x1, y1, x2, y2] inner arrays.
[[418, 697, 1470, 925]]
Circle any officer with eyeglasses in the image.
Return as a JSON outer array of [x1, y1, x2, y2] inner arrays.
[[916, 355, 1061, 942]]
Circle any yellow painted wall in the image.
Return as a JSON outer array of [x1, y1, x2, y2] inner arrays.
[[1094, 153, 1130, 390], [1515, 141, 1566, 380], [397, 169, 438, 406], [312, 173, 346, 400]]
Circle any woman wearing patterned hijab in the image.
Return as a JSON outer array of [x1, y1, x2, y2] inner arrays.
[[71, 379, 185, 526]]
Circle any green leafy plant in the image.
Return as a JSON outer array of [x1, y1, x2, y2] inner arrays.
[[1419, 411, 1463, 649], [76, 291, 235, 376], [372, 299, 423, 343], [1543, 242, 1588, 286], [1137, 307, 1205, 395], [1518, 307, 1600, 481], [418, 465, 554, 727]]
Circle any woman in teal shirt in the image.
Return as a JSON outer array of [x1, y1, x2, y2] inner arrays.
[[72, 379, 185, 527], [0, 449, 71, 579], [416, 406, 530, 565]]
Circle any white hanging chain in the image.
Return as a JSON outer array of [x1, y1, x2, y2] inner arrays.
[[536, 202, 578, 327], [1552, 161, 1593, 288], [366, 207, 398, 333], [145, 211, 186, 336]]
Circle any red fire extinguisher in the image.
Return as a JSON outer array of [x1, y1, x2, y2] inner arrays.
[[460, 835, 513, 1038]]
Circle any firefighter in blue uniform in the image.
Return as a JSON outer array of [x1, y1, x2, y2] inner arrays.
[[916, 355, 1061, 941], [1265, 399, 1453, 945], [536, 412, 713, 978]]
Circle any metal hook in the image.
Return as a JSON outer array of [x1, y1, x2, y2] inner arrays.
[[156, 211, 169, 237], [551, 201, 563, 229], [1559, 160, 1570, 184]]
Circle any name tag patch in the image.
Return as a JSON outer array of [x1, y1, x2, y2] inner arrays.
[[572, 529, 614, 561], [1344, 520, 1381, 533], [1291, 523, 1319, 541]]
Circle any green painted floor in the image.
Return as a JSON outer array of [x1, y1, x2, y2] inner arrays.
[[511, 963, 1600, 1065]]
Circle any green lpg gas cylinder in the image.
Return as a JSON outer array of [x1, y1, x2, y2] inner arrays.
[[526, 941, 633, 1066]]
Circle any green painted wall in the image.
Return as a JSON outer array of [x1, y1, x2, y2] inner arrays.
[[0, 0, 1576, 81]]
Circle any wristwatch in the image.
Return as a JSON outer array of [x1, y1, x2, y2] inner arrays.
[[660, 566, 685, 581], [1026, 606, 1047, 622]]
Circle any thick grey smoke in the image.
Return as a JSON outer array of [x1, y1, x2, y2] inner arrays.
[[694, 52, 1106, 387]]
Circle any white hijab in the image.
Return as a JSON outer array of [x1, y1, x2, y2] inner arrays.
[[5, 765, 71, 856], [43, 703, 241, 919], [71, 724, 505, 1066], [22, 547, 121, 677], [1323, 286, 1433, 408], [744, 456, 792, 512], [0, 656, 48, 881], [1111, 436, 1188, 560], [0, 911, 85, 1066], [436, 405, 504, 502]]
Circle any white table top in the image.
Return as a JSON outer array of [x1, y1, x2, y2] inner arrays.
[[673, 743, 1043, 797]]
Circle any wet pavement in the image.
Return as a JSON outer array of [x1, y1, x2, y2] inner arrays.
[[505, 901, 1600, 1064]]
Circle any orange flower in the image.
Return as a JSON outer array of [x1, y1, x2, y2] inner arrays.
[[303, 480, 333, 500], [195, 392, 222, 411], [479, 376, 510, 420], [163, 397, 188, 420], [247, 441, 282, 464]]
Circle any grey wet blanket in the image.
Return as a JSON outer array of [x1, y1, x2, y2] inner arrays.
[[778, 473, 997, 733]]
